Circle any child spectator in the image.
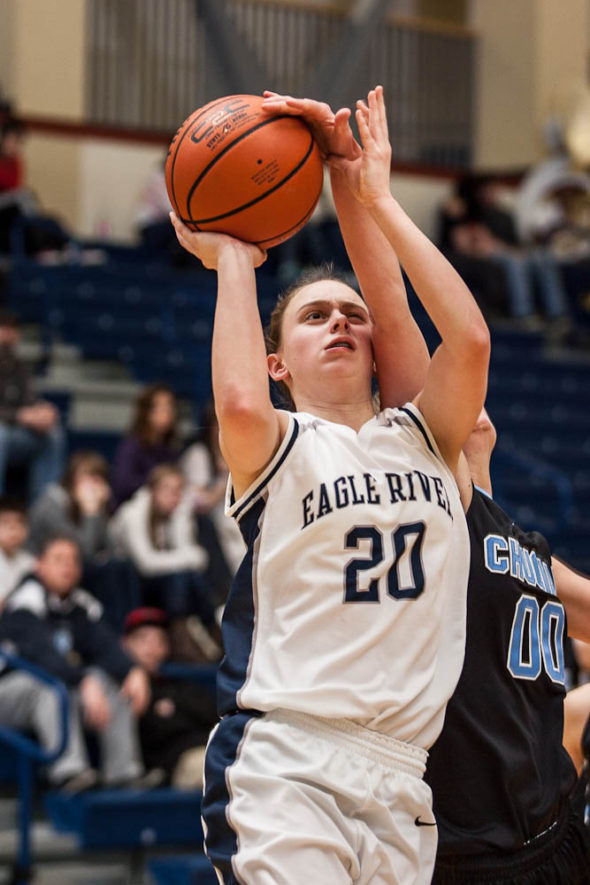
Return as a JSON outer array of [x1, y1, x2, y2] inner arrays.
[[27, 450, 139, 631], [0, 311, 65, 503], [111, 384, 180, 510], [180, 400, 245, 609], [0, 497, 34, 609], [122, 607, 218, 789], [109, 464, 220, 663], [0, 536, 163, 791]]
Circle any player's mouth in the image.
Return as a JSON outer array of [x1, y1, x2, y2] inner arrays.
[[326, 337, 355, 351]]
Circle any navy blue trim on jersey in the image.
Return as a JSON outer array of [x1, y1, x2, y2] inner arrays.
[[232, 418, 299, 523], [217, 496, 265, 715], [202, 711, 260, 883], [399, 406, 436, 456]]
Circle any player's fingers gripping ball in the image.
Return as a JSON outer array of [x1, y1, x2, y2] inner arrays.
[[165, 94, 324, 249]]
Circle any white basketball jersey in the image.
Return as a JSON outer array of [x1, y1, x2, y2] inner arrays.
[[218, 403, 470, 750]]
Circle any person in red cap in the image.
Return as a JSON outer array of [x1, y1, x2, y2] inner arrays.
[[122, 607, 218, 789]]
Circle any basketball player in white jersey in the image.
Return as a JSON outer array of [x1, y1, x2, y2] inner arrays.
[[170, 87, 490, 885]]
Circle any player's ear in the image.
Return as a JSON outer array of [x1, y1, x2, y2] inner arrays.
[[267, 353, 289, 382]]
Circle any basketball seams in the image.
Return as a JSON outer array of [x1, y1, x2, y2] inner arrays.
[[190, 133, 318, 225], [254, 192, 320, 247], [167, 94, 248, 220], [185, 114, 298, 223], [167, 94, 323, 247]]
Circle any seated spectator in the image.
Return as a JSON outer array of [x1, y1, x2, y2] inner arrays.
[[109, 464, 221, 663], [122, 607, 218, 789], [111, 384, 180, 510], [438, 173, 570, 324], [27, 451, 139, 632], [0, 117, 70, 259], [0, 311, 65, 503], [0, 497, 34, 609], [0, 536, 163, 791], [181, 400, 245, 610]]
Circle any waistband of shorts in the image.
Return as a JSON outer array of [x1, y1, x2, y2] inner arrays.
[[267, 708, 427, 778]]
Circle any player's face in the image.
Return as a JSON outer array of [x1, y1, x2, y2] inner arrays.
[[273, 281, 374, 390]]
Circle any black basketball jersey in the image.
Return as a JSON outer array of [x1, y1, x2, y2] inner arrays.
[[426, 486, 577, 856]]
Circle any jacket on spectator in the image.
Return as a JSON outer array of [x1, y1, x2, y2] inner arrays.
[[0, 574, 133, 686], [111, 436, 178, 510], [138, 674, 217, 775], [108, 487, 207, 577]]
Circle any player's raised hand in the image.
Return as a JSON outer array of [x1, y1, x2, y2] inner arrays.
[[261, 91, 360, 162], [169, 212, 267, 270], [331, 86, 392, 209]]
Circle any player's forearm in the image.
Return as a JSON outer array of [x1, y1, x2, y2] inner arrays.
[[330, 169, 429, 405], [212, 244, 271, 417], [367, 193, 489, 357]]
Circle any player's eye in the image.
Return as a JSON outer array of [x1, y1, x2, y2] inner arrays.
[[304, 310, 323, 321]]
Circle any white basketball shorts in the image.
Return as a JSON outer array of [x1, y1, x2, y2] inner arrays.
[[202, 708, 437, 884]]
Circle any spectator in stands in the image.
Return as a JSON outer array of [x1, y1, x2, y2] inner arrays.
[[0, 536, 163, 791], [109, 464, 221, 664], [438, 173, 570, 325], [111, 383, 180, 510], [0, 311, 65, 503], [0, 118, 69, 259], [122, 606, 218, 789], [27, 450, 140, 632], [0, 497, 34, 610], [180, 400, 245, 610], [0, 117, 25, 194]]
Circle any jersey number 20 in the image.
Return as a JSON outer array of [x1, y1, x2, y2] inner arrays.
[[344, 521, 425, 603]]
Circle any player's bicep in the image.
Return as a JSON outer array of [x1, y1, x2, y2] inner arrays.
[[415, 338, 489, 471], [373, 318, 430, 409]]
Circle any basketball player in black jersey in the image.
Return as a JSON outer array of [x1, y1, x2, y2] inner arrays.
[[426, 411, 590, 884]]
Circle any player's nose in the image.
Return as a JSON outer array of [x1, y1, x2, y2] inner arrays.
[[330, 311, 349, 332]]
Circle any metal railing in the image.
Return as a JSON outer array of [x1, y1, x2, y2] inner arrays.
[[86, 0, 475, 167], [0, 649, 69, 885]]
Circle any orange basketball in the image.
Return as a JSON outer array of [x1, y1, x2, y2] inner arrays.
[[165, 94, 324, 249]]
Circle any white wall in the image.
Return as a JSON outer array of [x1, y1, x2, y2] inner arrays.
[[78, 141, 166, 242]]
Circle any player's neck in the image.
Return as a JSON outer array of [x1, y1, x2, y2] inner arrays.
[[294, 396, 376, 431]]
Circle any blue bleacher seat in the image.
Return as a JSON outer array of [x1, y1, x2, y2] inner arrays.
[[45, 787, 204, 850], [149, 854, 218, 885]]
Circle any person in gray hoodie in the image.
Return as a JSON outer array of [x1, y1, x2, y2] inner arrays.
[[27, 451, 139, 631]]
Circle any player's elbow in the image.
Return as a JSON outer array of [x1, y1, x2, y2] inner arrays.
[[215, 389, 269, 435], [461, 317, 491, 367]]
